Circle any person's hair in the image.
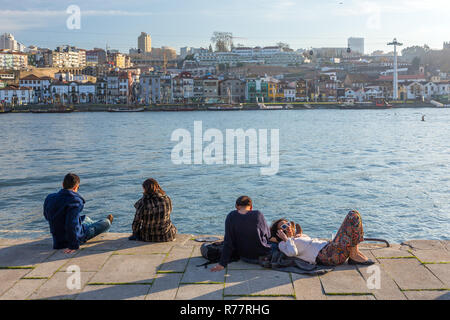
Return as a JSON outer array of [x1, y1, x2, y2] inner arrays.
[[63, 173, 80, 190], [235, 196, 252, 208], [270, 218, 288, 242], [142, 178, 166, 196]]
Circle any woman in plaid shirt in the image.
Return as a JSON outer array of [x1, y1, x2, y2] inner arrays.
[[130, 178, 177, 242]]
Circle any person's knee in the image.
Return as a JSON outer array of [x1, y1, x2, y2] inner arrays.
[[346, 210, 362, 225], [347, 210, 361, 219], [104, 219, 112, 229]]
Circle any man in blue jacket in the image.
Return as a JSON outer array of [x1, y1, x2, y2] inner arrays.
[[44, 173, 113, 253]]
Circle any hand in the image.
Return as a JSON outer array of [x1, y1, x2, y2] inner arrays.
[[277, 229, 289, 242], [269, 237, 279, 243], [63, 249, 77, 254], [211, 264, 225, 272]]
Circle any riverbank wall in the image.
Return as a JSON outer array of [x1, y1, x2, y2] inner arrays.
[[2, 101, 443, 113]]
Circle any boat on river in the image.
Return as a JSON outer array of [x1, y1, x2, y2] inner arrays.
[[31, 105, 74, 113], [108, 107, 145, 112], [207, 104, 243, 111], [338, 99, 393, 109], [0, 106, 12, 113]]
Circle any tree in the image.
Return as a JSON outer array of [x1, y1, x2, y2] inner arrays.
[[277, 42, 291, 52], [401, 45, 430, 63], [410, 57, 421, 73], [211, 32, 233, 52], [208, 44, 213, 52]]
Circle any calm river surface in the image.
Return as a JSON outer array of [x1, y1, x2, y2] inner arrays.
[[0, 109, 449, 242]]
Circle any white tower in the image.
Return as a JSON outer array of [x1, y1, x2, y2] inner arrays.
[[387, 38, 403, 100]]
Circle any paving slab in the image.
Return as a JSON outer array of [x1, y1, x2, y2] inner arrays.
[[225, 296, 295, 300], [291, 274, 326, 300], [29, 271, 95, 300], [227, 259, 266, 270], [181, 256, 226, 284], [80, 235, 132, 251], [380, 258, 445, 290], [77, 284, 151, 300], [0, 238, 52, 247], [443, 241, 450, 251], [370, 244, 414, 259], [25, 250, 80, 278], [0, 279, 47, 300], [146, 273, 183, 300], [176, 284, 224, 300], [0, 269, 32, 296], [319, 265, 371, 294], [224, 269, 294, 297], [116, 241, 174, 255], [184, 235, 223, 247], [403, 290, 450, 300], [89, 254, 166, 284], [326, 294, 376, 300], [425, 264, 450, 287], [0, 244, 55, 268], [410, 249, 450, 263], [158, 245, 194, 272], [356, 257, 407, 300], [60, 250, 113, 272], [1, 235, 448, 300], [402, 240, 445, 251]]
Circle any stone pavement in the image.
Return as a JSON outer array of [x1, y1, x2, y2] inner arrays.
[[0, 233, 448, 300]]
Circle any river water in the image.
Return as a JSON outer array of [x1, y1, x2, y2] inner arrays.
[[0, 109, 449, 242]]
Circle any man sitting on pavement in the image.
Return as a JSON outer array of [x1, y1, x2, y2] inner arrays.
[[211, 196, 272, 272], [43, 173, 113, 253]]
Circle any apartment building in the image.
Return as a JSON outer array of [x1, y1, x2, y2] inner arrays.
[[0, 50, 28, 70], [45, 46, 86, 68]]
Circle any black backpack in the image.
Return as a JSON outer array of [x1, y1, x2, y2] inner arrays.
[[197, 241, 239, 268]]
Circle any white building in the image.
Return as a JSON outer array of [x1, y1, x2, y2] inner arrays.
[[119, 74, 129, 103], [283, 83, 296, 102], [348, 37, 364, 55], [0, 33, 25, 52], [437, 82, 450, 96], [78, 82, 96, 103], [0, 50, 28, 70], [55, 72, 92, 83], [0, 85, 34, 106], [19, 74, 52, 103], [46, 46, 86, 68], [406, 82, 425, 100]]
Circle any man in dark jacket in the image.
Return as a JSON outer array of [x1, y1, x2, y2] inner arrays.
[[44, 173, 113, 253], [211, 196, 272, 272]]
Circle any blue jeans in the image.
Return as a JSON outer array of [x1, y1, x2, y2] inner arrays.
[[81, 216, 111, 243]]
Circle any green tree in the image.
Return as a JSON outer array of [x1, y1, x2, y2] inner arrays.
[[211, 32, 233, 52], [410, 57, 421, 73]]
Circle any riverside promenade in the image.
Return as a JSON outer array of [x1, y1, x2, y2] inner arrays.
[[0, 233, 448, 300]]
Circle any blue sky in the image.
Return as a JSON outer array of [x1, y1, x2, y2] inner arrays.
[[1, 0, 449, 54]]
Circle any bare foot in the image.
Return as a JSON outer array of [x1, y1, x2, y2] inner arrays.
[[107, 214, 114, 224], [349, 250, 369, 262]]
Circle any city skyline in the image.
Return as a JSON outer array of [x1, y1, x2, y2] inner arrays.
[[1, 0, 449, 54]]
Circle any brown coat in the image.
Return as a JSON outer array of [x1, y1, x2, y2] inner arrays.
[[132, 191, 177, 242]]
